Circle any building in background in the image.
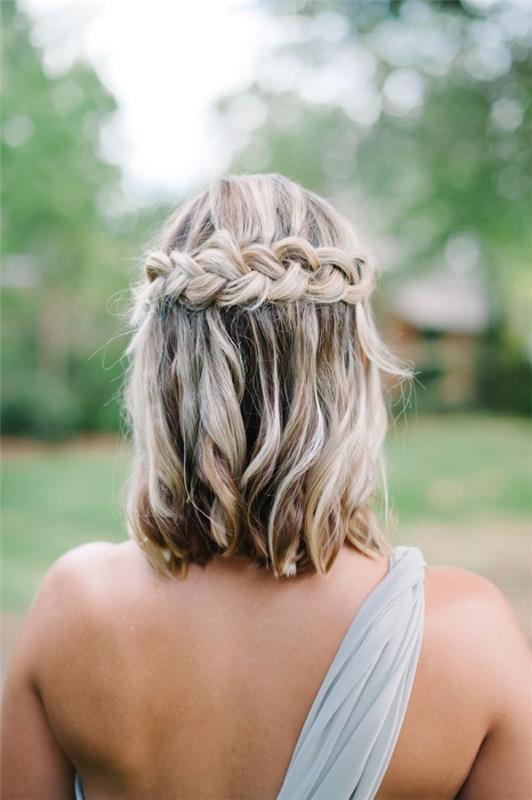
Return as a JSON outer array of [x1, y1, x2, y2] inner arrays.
[[387, 268, 492, 409]]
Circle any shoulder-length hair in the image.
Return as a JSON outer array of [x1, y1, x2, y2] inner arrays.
[[124, 173, 410, 579]]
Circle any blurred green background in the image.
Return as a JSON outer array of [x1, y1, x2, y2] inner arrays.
[[1, 0, 531, 658]]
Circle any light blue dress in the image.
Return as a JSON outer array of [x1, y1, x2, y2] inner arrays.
[[75, 545, 426, 799]]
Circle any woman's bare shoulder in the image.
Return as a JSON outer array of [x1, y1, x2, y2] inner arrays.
[[35, 539, 152, 600], [424, 562, 528, 634], [420, 567, 532, 797], [422, 563, 531, 722], [29, 541, 133, 610], [13, 541, 153, 680], [424, 563, 530, 653]]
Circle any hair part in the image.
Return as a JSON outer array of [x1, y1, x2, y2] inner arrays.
[[124, 174, 411, 579]]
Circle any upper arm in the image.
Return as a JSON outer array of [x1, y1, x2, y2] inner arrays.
[[1, 664, 75, 799], [1, 542, 117, 800], [448, 570, 532, 799]]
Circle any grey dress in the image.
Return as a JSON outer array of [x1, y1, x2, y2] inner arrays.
[[75, 545, 427, 800]]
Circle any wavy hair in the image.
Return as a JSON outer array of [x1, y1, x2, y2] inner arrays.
[[124, 174, 411, 579]]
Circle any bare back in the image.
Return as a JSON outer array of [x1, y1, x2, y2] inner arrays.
[[2, 540, 532, 800]]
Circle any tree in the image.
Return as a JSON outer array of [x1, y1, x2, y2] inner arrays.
[[1, 0, 133, 435], [215, 0, 531, 355]]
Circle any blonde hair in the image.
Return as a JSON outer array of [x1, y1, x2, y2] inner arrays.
[[124, 174, 410, 579]]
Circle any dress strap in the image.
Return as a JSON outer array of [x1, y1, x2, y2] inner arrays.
[[277, 545, 427, 799], [74, 772, 85, 800]]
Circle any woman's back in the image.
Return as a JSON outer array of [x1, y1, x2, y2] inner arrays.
[[6, 537, 530, 800], [3, 175, 531, 799]]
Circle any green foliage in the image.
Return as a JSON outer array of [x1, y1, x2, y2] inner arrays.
[[218, 0, 532, 363], [1, 0, 142, 436], [2, 0, 530, 434]]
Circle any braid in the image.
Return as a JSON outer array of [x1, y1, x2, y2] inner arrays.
[[126, 174, 411, 580], [143, 230, 374, 310]]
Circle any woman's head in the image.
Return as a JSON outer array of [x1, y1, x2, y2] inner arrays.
[[125, 173, 410, 579]]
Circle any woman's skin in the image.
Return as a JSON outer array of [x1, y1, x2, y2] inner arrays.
[[2, 538, 531, 800]]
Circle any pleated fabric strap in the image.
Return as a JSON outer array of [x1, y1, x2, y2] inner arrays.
[[74, 772, 84, 800], [277, 545, 427, 800]]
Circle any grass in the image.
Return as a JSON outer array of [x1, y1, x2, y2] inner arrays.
[[1, 439, 129, 608], [1, 414, 531, 612], [386, 413, 531, 523]]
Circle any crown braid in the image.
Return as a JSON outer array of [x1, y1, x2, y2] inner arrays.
[[142, 230, 374, 310]]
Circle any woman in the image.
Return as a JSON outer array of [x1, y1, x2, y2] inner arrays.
[[2, 174, 531, 800]]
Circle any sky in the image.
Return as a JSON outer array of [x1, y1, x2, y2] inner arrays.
[[20, 0, 272, 202], [19, 0, 517, 208]]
